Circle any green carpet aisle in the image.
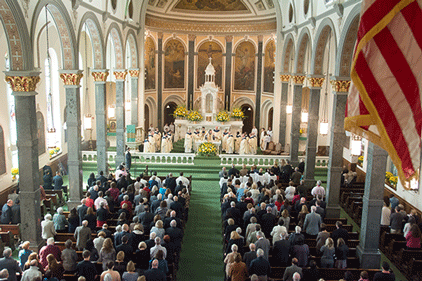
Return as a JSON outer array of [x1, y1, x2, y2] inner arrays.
[[176, 157, 225, 280]]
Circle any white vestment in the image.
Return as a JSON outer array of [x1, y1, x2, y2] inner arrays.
[[184, 133, 193, 153]]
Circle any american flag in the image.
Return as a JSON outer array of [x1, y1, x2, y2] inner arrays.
[[345, 0, 422, 187]]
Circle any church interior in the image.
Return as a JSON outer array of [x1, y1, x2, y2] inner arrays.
[[0, 0, 421, 280]]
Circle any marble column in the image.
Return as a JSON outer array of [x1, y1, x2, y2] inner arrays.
[[92, 70, 109, 175], [224, 36, 233, 111], [128, 69, 139, 126], [187, 35, 195, 110], [59, 70, 84, 210], [5, 72, 43, 250], [304, 76, 325, 189], [326, 78, 351, 218], [157, 33, 163, 129], [114, 70, 127, 167], [289, 75, 305, 167], [255, 36, 263, 131], [279, 74, 290, 150], [357, 142, 388, 268]]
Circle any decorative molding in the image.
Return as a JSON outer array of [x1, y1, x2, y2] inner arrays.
[[280, 74, 291, 82], [188, 34, 196, 41], [5, 76, 40, 92], [331, 80, 351, 92], [91, 71, 109, 82], [128, 70, 140, 77], [59, 73, 83, 85], [114, 71, 128, 80], [308, 77, 325, 88], [292, 75, 306, 85], [225, 35, 234, 42]]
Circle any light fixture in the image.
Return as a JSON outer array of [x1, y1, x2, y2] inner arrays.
[[319, 122, 329, 135], [351, 134, 362, 156], [410, 178, 419, 190], [320, 31, 331, 135], [84, 114, 92, 130], [286, 105, 292, 114], [108, 105, 115, 119], [248, 107, 251, 111], [301, 111, 308, 123], [166, 104, 170, 109]]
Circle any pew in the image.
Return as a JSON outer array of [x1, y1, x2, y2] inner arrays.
[[0, 224, 20, 236]]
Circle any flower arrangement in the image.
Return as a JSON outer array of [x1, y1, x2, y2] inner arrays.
[[173, 105, 188, 118], [187, 110, 203, 122], [216, 111, 230, 122], [231, 108, 245, 119], [385, 171, 393, 181], [389, 176, 398, 186], [299, 129, 303, 134], [49, 147, 61, 158], [358, 155, 364, 166], [198, 142, 218, 156], [11, 167, 18, 180]]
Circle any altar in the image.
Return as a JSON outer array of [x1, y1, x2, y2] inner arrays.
[[174, 58, 243, 142]]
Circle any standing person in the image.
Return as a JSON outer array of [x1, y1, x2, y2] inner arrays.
[[18, 241, 32, 270], [228, 253, 248, 281], [0, 200, 13, 224], [184, 129, 193, 153], [125, 148, 131, 171], [74, 221, 92, 251], [373, 262, 395, 281], [0, 248, 21, 281], [76, 251, 97, 281], [41, 214, 56, 240], [320, 238, 335, 268], [53, 171, 63, 190]]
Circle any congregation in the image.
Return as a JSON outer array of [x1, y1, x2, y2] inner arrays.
[[0, 164, 191, 281]]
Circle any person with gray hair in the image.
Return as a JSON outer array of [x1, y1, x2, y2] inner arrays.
[[53, 207, 67, 233], [249, 248, 271, 280], [0, 269, 9, 281], [273, 229, 291, 267], [150, 237, 167, 259], [0, 248, 21, 281], [224, 244, 238, 277], [144, 259, 166, 281], [255, 231, 270, 261], [74, 220, 92, 250], [303, 205, 322, 236], [39, 237, 61, 268], [243, 243, 257, 271], [289, 226, 305, 246], [41, 213, 56, 240], [21, 259, 42, 281], [292, 272, 301, 281], [311, 180, 325, 198]]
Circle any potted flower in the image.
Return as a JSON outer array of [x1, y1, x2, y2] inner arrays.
[[11, 167, 18, 181], [389, 176, 398, 187], [358, 155, 364, 167], [231, 108, 245, 120], [173, 105, 188, 119], [216, 111, 230, 124], [198, 142, 218, 156], [187, 110, 203, 123]]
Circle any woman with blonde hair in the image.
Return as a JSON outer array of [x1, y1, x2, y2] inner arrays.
[[94, 231, 107, 253], [280, 209, 291, 227], [249, 183, 260, 204], [122, 261, 139, 281], [297, 205, 309, 227], [45, 254, 64, 280], [18, 241, 32, 270], [335, 238, 349, 268], [23, 253, 44, 273], [150, 220, 165, 239], [114, 251, 126, 276], [99, 238, 116, 271], [134, 242, 150, 273], [83, 207, 97, 231], [320, 237, 335, 268], [226, 231, 244, 256]]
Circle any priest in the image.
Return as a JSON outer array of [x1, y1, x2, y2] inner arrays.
[[184, 129, 193, 153]]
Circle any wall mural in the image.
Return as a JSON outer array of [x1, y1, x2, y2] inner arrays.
[[174, 0, 248, 11], [197, 41, 223, 88], [36, 111, 46, 156], [0, 126, 5, 175], [164, 39, 185, 89], [234, 41, 255, 91], [145, 37, 156, 90], [263, 40, 275, 93]]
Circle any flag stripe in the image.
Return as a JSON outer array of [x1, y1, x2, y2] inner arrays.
[[401, 2, 422, 51], [355, 54, 415, 176], [363, 38, 421, 170], [373, 28, 422, 136]]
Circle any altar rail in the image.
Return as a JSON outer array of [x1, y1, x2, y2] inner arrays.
[[82, 151, 195, 165], [219, 154, 329, 168]]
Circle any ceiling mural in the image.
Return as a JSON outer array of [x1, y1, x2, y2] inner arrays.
[[174, 0, 248, 12]]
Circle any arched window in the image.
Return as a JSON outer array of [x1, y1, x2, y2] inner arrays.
[[5, 54, 18, 168], [0, 126, 5, 175]]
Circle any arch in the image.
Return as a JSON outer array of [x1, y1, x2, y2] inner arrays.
[[0, 125, 5, 175], [232, 38, 258, 54], [105, 22, 124, 69], [78, 12, 105, 69], [164, 38, 186, 89], [293, 27, 312, 74], [196, 40, 223, 89], [335, 4, 361, 77], [144, 36, 156, 90], [281, 34, 295, 74], [261, 99, 274, 129], [163, 36, 188, 51], [31, 0, 78, 70], [163, 94, 186, 107], [311, 18, 337, 75], [263, 39, 276, 93], [0, 0, 33, 70], [234, 41, 256, 91], [232, 96, 255, 109], [125, 29, 139, 69], [195, 38, 225, 53], [145, 96, 157, 127]]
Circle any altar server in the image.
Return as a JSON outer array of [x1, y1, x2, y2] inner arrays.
[[235, 132, 242, 153], [239, 133, 250, 155], [184, 130, 193, 153], [143, 139, 151, 153], [222, 129, 229, 152], [227, 133, 235, 154]]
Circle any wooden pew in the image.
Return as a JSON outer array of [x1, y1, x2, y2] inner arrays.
[[0, 224, 20, 236], [270, 267, 381, 280]]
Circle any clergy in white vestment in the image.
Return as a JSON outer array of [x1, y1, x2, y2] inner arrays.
[[227, 134, 235, 154], [201, 128, 207, 141], [267, 127, 273, 142], [161, 135, 168, 153], [251, 126, 258, 136], [239, 134, 250, 155], [148, 134, 156, 153], [163, 123, 170, 132], [143, 139, 151, 153], [193, 129, 201, 151], [154, 130, 161, 151], [235, 132, 242, 153], [249, 134, 258, 154], [213, 126, 222, 141], [205, 130, 215, 141], [184, 130, 193, 153], [222, 129, 229, 152], [166, 133, 173, 152], [263, 134, 271, 151], [260, 128, 266, 150]]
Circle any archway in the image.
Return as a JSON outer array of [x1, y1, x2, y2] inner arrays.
[[268, 108, 273, 130], [241, 104, 254, 134], [144, 104, 150, 134], [164, 102, 177, 128]]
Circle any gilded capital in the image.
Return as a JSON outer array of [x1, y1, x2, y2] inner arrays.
[[59, 73, 83, 85], [225, 35, 233, 43], [331, 80, 351, 93], [114, 71, 128, 80], [188, 34, 196, 41], [128, 70, 140, 77], [292, 75, 306, 85], [308, 77, 325, 88], [280, 75, 291, 82], [5, 76, 40, 92], [91, 71, 109, 82]]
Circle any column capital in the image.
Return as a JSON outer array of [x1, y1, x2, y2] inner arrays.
[[91, 70, 109, 82], [225, 35, 234, 42], [258, 35, 264, 42], [292, 75, 306, 85], [128, 69, 140, 78], [188, 34, 196, 41], [158, 32, 163, 39], [114, 70, 127, 81], [5, 74, 40, 92], [330, 80, 351, 93], [280, 74, 291, 82], [308, 76, 325, 88], [59, 70, 83, 85]]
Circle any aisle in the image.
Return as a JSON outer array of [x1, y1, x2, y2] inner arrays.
[[177, 158, 224, 281]]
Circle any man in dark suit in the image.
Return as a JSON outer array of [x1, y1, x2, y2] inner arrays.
[[283, 258, 303, 281], [164, 211, 182, 229], [114, 224, 132, 247], [228, 164, 240, 177], [331, 221, 350, 247], [0, 200, 13, 224], [165, 173, 177, 195], [144, 259, 166, 281], [145, 232, 157, 251], [138, 206, 155, 234], [169, 196, 183, 219], [315, 200, 325, 220], [125, 148, 131, 171], [77, 199, 88, 225], [303, 206, 322, 236], [76, 250, 97, 281], [260, 207, 277, 239], [249, 249, 271, 280], [243, 243, 257, 271], [165, 220, 183, 252], [53, 171, 63, 190], [115, 235, 133, 262], [255, 231, 271, 261], [224, 201, 242, 225], [280, 160, 294, 183], [273, 231, 291, 267], [96, 171, 107, 190], [0, 248, 21, 281]]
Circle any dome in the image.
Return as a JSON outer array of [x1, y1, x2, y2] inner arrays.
[[205, 58, 216, 76]]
